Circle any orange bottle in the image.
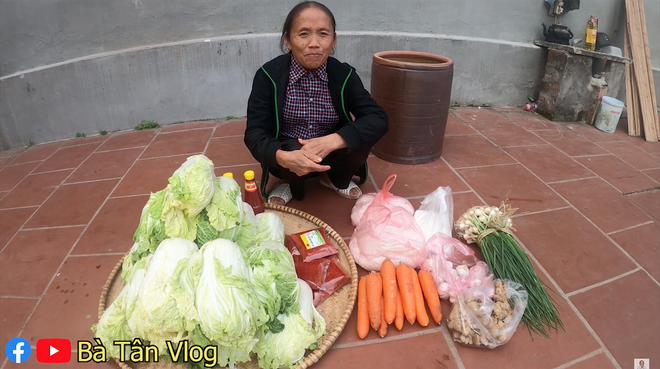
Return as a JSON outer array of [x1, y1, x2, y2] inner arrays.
[[222, 172, 234, 178], [243, 170, 265, 214]]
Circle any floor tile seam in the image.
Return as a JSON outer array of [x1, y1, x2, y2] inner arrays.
[[565, 268, 642, 298], [368, 172, 380, 192], [94, 145, 150, 154], [570, 153, 612, 158], [440, 324, 466, 369], [0, 143, 72, 206], [638, 170, 660, 186], [69, 252, 127, 258], [159, 126, 216, 135], [444, 133, 480, 137], [606, 221, 655, 236], [330, 326, 444, 349], [4, 158, 43, 167], [593, 140, 660, 171], [451, 162, 518, 171], [13, 133, 158, 338], [550, 348, 604, 369], [64, 177, 124, 186], [210, 134, 245, 139], [0, 205, 40, 212], [20, 224, 87, 231], [511, 234, 623, 369], [0, 141, 103, 254], [546, 176, 657, 226], [528, 128, 613, 159], [510, 206, 573, 218], [138, 152, 206, 161], [404, 190, 474, 201], [28, 139, 106, 177], [619, 193, 660, 227], [202, 125, 219, 156], [440, 157, 487, 207], [0, 295, 41, 300], [512, 159, 649, 272], [213, 163, 261, 171], [17, 167, 74, 176], [545, 176, 600, 185], [108, 194, 151, 200]]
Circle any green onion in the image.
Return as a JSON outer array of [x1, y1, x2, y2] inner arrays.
[[455, 203, 565, 339]]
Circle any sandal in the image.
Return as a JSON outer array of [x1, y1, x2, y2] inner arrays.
[[319, 177, 362, 200], [268, 182, 293, 205]]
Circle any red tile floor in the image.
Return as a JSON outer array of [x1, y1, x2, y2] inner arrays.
[[1, 108, 658, 369]]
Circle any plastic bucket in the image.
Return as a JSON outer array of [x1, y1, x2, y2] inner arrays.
[[594, 96, 625, 133]]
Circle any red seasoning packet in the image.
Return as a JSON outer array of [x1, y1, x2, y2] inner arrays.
[[289, 227, 338, 262], [314, 256, 351, 306], [285, 235, 329, 290]]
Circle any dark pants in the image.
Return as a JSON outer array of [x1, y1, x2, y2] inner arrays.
[[269, 138, 372, 200]]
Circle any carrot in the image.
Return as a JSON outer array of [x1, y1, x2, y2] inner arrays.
[[357, 276, 370, 339], [378, 295, 388, 338], [366, 272, 382, 330], [395, 288, 404, 330], [418, 269, 443, 324], [411, 268, 430, 327], [380, 259, 397, 324], [396, 263, 416, 325]]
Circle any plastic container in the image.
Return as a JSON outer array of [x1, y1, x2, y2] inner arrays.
[[594, 96, 625, 133], [243, 170, 265, 214]]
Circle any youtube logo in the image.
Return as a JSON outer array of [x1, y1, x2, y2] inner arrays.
[[36, 339, 71, 363]]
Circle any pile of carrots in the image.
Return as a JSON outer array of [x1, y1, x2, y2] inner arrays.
[[357, 259, 443, 339]]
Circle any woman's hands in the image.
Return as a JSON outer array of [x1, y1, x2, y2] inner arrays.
[[299, 133, 348, 159], [275, 133, 348, 177], [276, 150, 329, 176]]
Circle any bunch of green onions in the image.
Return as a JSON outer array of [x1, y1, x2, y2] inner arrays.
[[454, 203, 564, 339]]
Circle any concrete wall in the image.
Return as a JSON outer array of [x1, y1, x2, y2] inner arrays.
[[1, 0, 658, 150]]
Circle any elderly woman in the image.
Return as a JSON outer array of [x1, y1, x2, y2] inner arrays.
[[244, 1, 388, 205]]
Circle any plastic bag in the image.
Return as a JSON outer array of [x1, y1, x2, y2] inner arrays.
[[424, 232, 492, 303], [351, 177, 415, 227], [349, 174, 427, 271], [446, 280, 528, 349], [289, 227, 338, 262], [414, 186, 454, 240], [286, 236, 350, 306], [313, 256, 351, 306]]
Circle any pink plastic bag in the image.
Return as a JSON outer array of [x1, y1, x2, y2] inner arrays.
[[349, 174, 427, 271], [351, 177, 415, 227], [424, 232, 494, 303]]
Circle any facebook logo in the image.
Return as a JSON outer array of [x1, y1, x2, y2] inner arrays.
[[5, 337, 31, 364]]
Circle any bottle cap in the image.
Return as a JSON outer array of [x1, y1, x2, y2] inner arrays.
[[244, 170, 255, 181], [222, 172, 233, 178]]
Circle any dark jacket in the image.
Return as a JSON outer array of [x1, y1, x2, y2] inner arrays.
[[245, 54, 389, 196]]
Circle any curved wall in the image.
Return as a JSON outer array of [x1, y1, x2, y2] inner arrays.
[[1, 0, 658, 149]]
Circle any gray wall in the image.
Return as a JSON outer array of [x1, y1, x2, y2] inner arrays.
[[1, 0, 658, 150]]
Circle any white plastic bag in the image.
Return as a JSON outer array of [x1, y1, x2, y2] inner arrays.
[[414, 186, 454, 240], [349, 174, 427, 271]]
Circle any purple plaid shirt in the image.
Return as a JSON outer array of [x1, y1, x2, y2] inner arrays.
[[281, 57, 340, 139]]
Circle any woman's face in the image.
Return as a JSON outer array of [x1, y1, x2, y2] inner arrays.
[[283, 7, 336, 70]]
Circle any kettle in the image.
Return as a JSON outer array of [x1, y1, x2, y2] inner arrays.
[[542, 23, 574, 45]]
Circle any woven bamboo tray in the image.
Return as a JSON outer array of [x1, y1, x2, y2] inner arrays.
[[98, 203, 358, 369]]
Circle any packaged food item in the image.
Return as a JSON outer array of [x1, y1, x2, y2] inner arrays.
[[313, 256, 351, 306], [285, 235, 350, 306], [286, 236, 329, 290], [324, 256, 351, 294], [289, 227, 338, 262], [446, 280, 527, 349]]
